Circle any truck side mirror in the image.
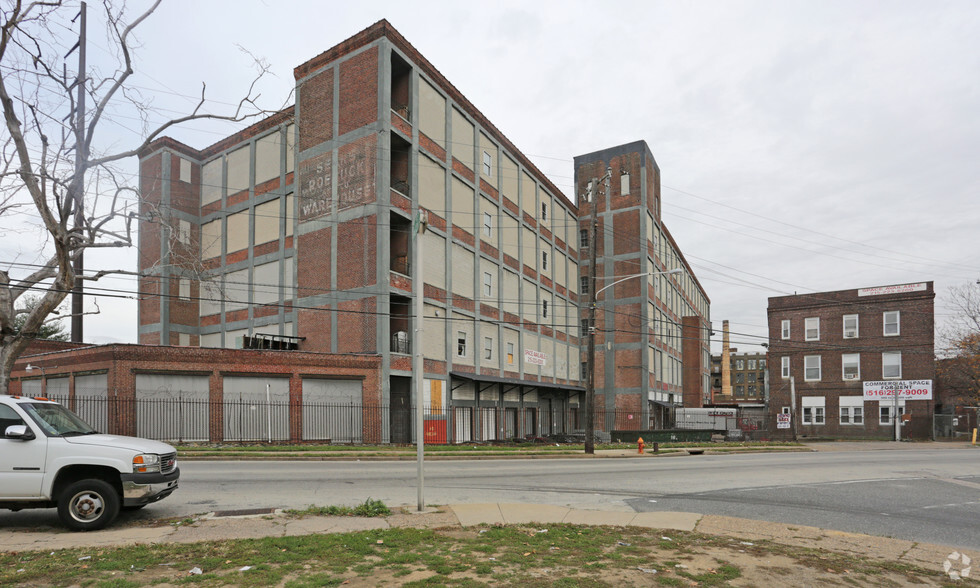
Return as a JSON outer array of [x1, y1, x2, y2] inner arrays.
[[4, 424, 35, 440]]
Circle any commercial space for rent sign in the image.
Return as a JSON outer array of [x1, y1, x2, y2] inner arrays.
[[862, 380, 933, 401]]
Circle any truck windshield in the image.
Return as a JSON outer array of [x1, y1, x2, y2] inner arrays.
[[21, 402, 98, 437]]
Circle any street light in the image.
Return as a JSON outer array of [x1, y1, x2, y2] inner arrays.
[[585, 267, 683, 454]]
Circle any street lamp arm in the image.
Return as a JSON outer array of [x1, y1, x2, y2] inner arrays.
[[594, 268, 683, 298]]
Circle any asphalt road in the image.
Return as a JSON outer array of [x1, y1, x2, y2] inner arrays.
[[3, 446, 979, 549]]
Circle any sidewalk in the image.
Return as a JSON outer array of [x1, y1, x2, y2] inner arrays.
[[0, 502, 961, 572]]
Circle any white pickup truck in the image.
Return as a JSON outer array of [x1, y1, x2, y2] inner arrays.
[[0, 394, 179, 531]]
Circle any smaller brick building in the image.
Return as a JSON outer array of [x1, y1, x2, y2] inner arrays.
[[767, 282, 935, 440], [10, 344, 383, 443], [711, 352, 767, 405]]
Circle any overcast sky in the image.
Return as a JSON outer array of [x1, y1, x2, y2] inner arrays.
[[7, 0, 979, 352]]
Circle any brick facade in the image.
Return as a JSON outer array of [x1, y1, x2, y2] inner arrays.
[[767, 282, 935, 440]]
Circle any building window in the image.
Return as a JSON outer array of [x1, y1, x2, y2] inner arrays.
[[735, 386, 744, 397], [805, 317, 820, 341], [802, 397, 825, 425], [580, 229, 589, 248], [483, 212, 492, 237], [842, 353, 860, 380], [456, 331, 467, 358], [882, 351, 902, 379], [843, 314, 859, 339], [482, 151, 491, 176], [484, 337, 493, 360], [542, 300, 548, 319], [620, 171, 630, 195], [840, 397, 864, 425], [759, 359, 767, 369], [747, 372, 756, 383], [883, 311, 900, 336], [747, 385, 756, 395], [483, 272, 493, 297], [506, 342, 515, 365], [580, 276, 589, 295], [804, 355, 821, 381], [178, 278, 190, 301], [581, 318, 590, 335], [879, 403, 905, 425], [747, 359, 757, 370], [735, 359, 744, 370], [541, 251, 548, 271], [781, 319, 790, 339], [781, 356, 790, 379], [735, 373, 744, 384], [541, 202, 548, 222], [178, 219, 191, 244]]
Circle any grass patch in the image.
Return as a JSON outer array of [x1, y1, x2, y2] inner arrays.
[[0, 523, 949, 587], [284, 498, 391, 518]]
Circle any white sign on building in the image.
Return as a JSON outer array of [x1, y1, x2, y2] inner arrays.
[[862, 380, 933, 401], [524, 349, 548, 366], [858, 283, 927, 297]]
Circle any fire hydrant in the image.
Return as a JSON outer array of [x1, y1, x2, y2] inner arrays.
[[638, 437, 645, 454]]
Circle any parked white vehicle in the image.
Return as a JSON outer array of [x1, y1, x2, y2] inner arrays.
[[0, 394, 179, 531]]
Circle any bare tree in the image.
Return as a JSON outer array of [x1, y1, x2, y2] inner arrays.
[[937, 282, 980, 406], [0, 0, 281, 393]]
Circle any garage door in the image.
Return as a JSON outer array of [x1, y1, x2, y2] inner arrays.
[[223, 376, 290, 442], [135, 374, 210, 442], [301, 379, 362, 442]]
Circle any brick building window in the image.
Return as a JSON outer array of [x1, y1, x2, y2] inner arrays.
[[882, 351, 902, 379], [805, 317, 820, 341], [482, 151, 492, 176], [883, 311, 900, 336], [456, 331, 467, 358], [483, 212, 493, 237], [843, 314, 859, 338], [483, 337, 493, 360], [506, 342, 514, 365], [748, 359, 757, 370], [842, 353, 860, 380], [735, 359, 744, 370], [580, 229, 589, 249], [541, 251, 548, 271], [781, 319, 791, 339], [804, 355, 821, 381], [802, 397, 825, 425], [580, 276, 589, 295], [879, 403, 905, 425], [840, 397, 864, 425], [781, 356, 790, 379], [483, 272, 493, 297]]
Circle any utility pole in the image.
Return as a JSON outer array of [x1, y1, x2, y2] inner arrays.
[[789, 375, 798, 442], [69, 2, 88, 343], [584, 167, 610, 455], [413, 209, 427, 510]]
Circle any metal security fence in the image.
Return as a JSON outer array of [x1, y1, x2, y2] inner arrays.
[[933, 412, 978, 440], [35, 396, 685, 444]]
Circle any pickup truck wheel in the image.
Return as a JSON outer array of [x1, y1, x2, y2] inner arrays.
[[57, 480, 120, 531]]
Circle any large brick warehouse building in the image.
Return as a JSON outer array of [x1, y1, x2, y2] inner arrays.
[[15, 21, 711, 444]]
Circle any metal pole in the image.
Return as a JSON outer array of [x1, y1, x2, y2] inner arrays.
[[893, 383, 900, 442], [789, 376, 798, 442], [71, 2, 87, 343], [266, 383, 272, 443], [413, 210, 427, 511]]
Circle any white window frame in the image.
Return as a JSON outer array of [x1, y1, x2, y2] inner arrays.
[[802, 397, 825, 425], [506, 342, 514, 365], [483, 336, 493, 360], [781, 319, 790, 340], [456, 331, 467, 358], [839, 397, 864, 425], [781, 356, 790, 379], [883, 311, 900, 336], [879, 401, 906, 425], [579, 229, 589, 248], [482, 151, 491, 176], [580, 276, 589, 295], [841, 353, 860, 381], [482, 212, 493, 237], [805, 317, 820, 341], [483, 272, 493, 297], [804, 355, 821, 382], [882, 351, 902, 379], [843, 314, 859, 339]]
